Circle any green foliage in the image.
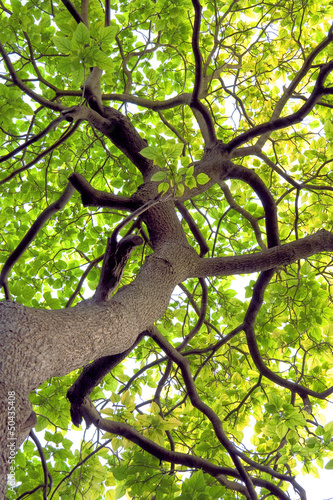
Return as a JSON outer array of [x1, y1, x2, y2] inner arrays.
[[1, 0, 333, 499]]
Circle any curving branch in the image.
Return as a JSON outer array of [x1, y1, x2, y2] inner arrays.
[[67, 333, 146, 427], [0, 183, 75, 296], [149, 326, 258, 500], [62, 105, 154, 177], [227, 164, 280, 248], [65, 254, 104, 308], [29, 430, 52, 499], [243, 270, 333, 399], [175, 202, 210, 256], [191, 0, 203, 103], [219, 182, 266, 250], [157, 110, 188, 145], [189, 0, 217, 146]]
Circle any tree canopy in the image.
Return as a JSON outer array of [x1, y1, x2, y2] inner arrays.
[[1, 0, 333, 499]]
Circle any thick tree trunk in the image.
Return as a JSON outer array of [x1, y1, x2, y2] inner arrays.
[[0, 235, 198, 496]]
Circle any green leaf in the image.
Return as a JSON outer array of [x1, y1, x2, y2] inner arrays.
[[158, 182, 170, 193], [97, 25, 118, 44], [140, 146, 161, 160], [151, 171, 167, 182], [325, 459, 333, 469], [74, 22, 90, 45], [164, 142, 183, 159], [54, 36, 72, 54], [176, 183, 185, 196], [91, 51, 111, 70], [196, 173, 210, 185]]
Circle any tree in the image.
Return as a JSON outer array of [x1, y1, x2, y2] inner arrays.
[[1, 0, 333, 498]]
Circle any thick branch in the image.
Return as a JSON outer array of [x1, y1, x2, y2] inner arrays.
[[62, 106, 154, 177], [67, 333, 145, 427], [93, 235, 143, 302], [193, 229, 333, 278], [102, 92, 191, 109], [69, 172, 137, 210], [82, 68, 104, 116]]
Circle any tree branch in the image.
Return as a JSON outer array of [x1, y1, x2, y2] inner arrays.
[[102, 92, 191, 109], [189, 0, 217, 146], [93, 235, 143, 302], [65, 255, 104, 308], [0, 120, 82, 186], [105, 0, 110, 27], [67, 333, 146, 427], [193, 229, 333, 278], [226, 60, 333, 152], [0, 117, 64, 164], [219, 182, 266, 250], [255, 26, 333, 149], [244, 270, 333, 399], [0, 40, 66, 112], [69, 172, 137, 210], [80, 0, 89, 26], [175, 202, 209, 256], [149, 326, 258, 500], [78, 396, 291, 500], [0, 183, 75, 295], [62, 105, 154, 177], [60, 0, 86, 24], [227, 164, 279, 247], [29, 430, 52, 499]]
